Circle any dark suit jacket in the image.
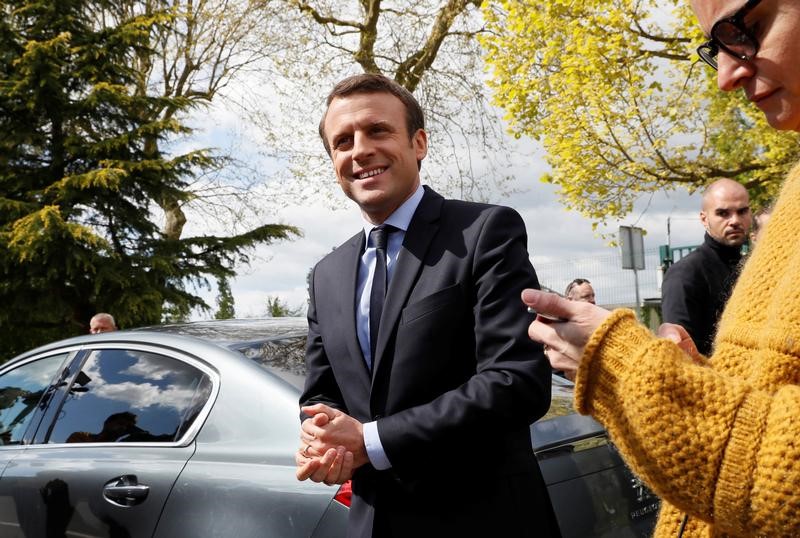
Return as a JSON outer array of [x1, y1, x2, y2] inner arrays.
[[301, 187, 557, 537]]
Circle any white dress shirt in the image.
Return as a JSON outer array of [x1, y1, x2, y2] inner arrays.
[[358, 183, 424, 470]]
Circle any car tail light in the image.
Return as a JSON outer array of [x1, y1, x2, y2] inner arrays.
[[334, 480, 352, 507]]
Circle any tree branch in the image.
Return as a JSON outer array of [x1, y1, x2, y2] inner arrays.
[[395, 0, 480, 91], [292, 0, 364, 30]]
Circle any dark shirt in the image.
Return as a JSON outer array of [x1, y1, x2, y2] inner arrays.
[[661, 233, 744, 356]]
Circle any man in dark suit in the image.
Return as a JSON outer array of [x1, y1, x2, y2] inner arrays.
[[295, 74, 556, 537]]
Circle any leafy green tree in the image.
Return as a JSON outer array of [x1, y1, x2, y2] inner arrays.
[[214, 277, 236, 319], [0, 0, 297, 358], [481, 0, 799, 227]]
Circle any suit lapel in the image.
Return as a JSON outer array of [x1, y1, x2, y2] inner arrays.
[[371, 188, 443, 383]]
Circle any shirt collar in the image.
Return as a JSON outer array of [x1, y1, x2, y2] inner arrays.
[[361, 183, 424, 237], [704, 232, 744, 262]]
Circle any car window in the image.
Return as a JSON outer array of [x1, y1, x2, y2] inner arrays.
[[0, 354, 69, 446], [46, 349, 212, 444]]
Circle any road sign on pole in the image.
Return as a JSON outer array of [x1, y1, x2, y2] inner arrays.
[[619, 226, 645, 315], [619, 226, 645, 270]]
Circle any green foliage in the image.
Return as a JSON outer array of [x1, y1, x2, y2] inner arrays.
[[214, 277, 235, 320], [0, 0, 298, 359], [481, 0, 799, 228], [266, 295, 302, 318]]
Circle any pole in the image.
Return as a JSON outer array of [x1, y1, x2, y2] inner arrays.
[[633, 267, 642, 318], [667, 216, 672, 250]]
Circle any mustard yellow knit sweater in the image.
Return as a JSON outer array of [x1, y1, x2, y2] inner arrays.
[[575, 162, 800, 537]]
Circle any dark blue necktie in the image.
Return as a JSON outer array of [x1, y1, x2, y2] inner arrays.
[[369, 225, 392, 367]]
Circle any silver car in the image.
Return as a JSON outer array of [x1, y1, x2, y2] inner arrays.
[[0, 318, 348, 538], [0, 318, 656, 537]]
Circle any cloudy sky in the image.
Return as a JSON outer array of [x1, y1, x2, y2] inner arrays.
[[182, 86, 707, 319]]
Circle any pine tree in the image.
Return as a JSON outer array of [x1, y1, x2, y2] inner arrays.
[[214, 277, 235, 320], [266, 295, 301, 318], [0, 0, 297, 358]]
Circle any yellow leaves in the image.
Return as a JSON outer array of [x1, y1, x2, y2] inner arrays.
[[7, 206, 108, 262], [85, 82, 133, 108], [481, 0, 799, 224], [45, 167, 127, 199]]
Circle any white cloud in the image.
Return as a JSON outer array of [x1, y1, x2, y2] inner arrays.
[[92, 380, 197, 411], [82, 352, 201, 412]]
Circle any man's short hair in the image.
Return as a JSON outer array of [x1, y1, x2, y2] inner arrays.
[[565, 278, 591, 297], [318, 73, 425, 157], [90, 312, 117, 332]]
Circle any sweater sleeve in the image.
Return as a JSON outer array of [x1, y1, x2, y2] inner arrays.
[[574, 309, 800, 536]]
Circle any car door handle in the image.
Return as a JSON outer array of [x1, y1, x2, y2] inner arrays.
[[103, 475, 150, 507]]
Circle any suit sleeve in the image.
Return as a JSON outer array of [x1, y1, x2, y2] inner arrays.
[[299, 265, 346, 417], [376, 206, 551, 468]]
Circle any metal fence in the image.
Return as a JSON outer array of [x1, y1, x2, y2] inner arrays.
[[532, 247, 667, 309]]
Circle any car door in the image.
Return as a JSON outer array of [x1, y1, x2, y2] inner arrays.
[[0, 344, 217, 538], [0, 352, 74, 534]]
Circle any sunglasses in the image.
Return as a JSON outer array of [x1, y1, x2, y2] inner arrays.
[[697, 0, 762, 70]]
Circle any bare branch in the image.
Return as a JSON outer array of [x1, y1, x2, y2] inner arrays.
[[291, 0, 364, 29], [395, 0, 478, 91]]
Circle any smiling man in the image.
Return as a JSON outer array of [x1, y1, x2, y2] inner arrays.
[[294, 74, 557, 537], [661, 178, 751, 356]]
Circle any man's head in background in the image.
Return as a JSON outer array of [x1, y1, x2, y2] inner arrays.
[[565, 278, 596, 304], [90, 313, 117, 334], [700, 178, 752, 247]]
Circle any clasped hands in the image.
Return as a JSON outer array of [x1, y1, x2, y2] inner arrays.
[[521, 289, 701, 379], [295, 403, 369, 485]]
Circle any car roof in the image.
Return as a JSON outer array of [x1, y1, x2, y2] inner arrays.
[[7, 318, 309, 366], [132, 317, 308, 348]]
